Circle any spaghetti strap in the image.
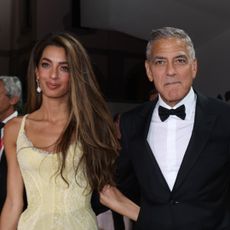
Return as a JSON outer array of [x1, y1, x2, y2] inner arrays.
[[18, 114, 28, 135]]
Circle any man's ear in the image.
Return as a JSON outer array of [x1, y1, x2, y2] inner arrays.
[[9, 96, 19, 106], [192, 59, 198, 80], [145, 60, 153, 82]]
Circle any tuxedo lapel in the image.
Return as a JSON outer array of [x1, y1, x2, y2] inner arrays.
[[141, 100, 171, 191], [142, 103, 155, 140], [173, 95, 217, 192], [144, 140, 172, 191]]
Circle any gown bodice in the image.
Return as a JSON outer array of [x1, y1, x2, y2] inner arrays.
[[17, 115, 98, 230]]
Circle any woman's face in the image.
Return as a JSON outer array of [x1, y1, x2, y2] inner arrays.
[[35, 45, 70, 100]]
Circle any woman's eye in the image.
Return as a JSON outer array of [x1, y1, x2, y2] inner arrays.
[[60, 66, 69, 72], [41, 62, 49, 68]]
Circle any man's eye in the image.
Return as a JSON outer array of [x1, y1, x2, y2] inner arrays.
[[154, 60, 165, 65], [175, 58, 187, 64]]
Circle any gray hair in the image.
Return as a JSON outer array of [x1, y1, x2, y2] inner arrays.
[[146, 27, 196, 60], [0, 76, 22, 108]]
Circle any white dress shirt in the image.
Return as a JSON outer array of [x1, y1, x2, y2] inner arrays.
[[147, 88, 197, 190], [0, 111, 18, 161]]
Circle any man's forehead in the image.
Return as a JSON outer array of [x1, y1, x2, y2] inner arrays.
[[150, 40, 190, 58], [150, 52, 189, 62], [152, 37, 188, 50]]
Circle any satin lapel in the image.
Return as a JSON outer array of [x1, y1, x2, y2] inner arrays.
[[142, 100, 171, 191], [144, 139, 172, 191], [173, 96, 217, 192]]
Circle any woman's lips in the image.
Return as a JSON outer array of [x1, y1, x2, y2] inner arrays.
[[46, 82, 60, 89]]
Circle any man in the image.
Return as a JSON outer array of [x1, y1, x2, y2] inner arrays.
[[117, 27, 230, 229], [0, 76, 22, 213]]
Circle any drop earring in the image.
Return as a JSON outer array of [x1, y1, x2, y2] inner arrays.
[[36, 79, 41, 93]]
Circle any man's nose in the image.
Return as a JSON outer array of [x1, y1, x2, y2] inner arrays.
[[166, 62, 176, 76]]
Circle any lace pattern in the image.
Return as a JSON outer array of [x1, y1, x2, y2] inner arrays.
[[16, 115, 98, 230]]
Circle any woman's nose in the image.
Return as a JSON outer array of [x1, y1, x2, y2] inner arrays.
[[50, 68, 58, 79]]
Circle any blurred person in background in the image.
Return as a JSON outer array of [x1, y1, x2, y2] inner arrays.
[[0, 76, 22, 215]]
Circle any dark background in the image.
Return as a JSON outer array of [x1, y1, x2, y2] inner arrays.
[[1, 0, 230, 105]]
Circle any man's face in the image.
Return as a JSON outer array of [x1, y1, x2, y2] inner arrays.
[[145, 38, 197, 107], [0, 81, 14, 120]]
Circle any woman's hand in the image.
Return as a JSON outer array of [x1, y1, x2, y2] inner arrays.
[[100, 185, 140, 221]]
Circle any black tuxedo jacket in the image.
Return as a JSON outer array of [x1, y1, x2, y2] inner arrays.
[[117, 93, 230, 230], [0, 150, 7, 211]]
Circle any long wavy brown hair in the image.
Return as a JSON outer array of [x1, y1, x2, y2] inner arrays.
[[25, 32, 118, 191]]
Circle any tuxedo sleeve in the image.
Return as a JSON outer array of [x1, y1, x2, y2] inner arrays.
[[116, 114, 140, 205], [91, 190, 108, 215]]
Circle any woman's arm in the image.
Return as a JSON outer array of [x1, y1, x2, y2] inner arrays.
[[99, 185, 140, 221], [0, 118, 24, 229]]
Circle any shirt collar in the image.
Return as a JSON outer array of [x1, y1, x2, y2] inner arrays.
[[2, 111, 18, 124]]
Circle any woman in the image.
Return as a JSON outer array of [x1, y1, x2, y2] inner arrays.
[[0, 32, 118, 229]]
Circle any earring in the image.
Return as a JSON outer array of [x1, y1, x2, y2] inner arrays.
[[36, 79, 41, 93]]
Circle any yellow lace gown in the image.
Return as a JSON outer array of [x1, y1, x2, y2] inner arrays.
[[16, 115, 98, 230]]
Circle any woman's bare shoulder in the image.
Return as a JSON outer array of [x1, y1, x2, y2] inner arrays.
[[4, 116, 25, 136]]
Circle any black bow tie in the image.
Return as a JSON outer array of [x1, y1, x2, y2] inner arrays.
[[158, 105, 186, 121], [0, 122, 5, 129]]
